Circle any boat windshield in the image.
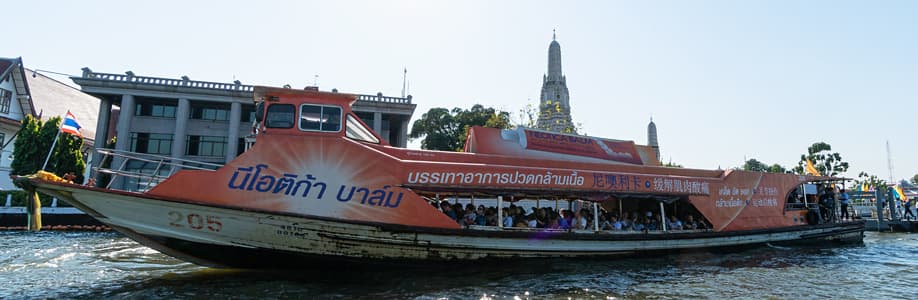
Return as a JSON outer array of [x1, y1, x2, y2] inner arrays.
[[299, 104, 341, 132], [265, 104, 295, 128], [345, 114, 380, 144]]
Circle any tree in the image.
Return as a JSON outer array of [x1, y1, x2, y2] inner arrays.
[[662, 161, 683, 168], [767, 164, 788, 174], [409, 105, 512, 151], [11, 115, 86, 183], [791, 142, 849, 176], [742, 158, 768, 172], [741, 158, 787, 173], [854, 171, 886, 191], [912, 174, 918, 185]]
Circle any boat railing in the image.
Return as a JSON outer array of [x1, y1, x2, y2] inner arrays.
[[93, 148, 224, 192]]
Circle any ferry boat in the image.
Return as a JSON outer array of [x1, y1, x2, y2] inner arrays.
[[25, 86, 864, 268]]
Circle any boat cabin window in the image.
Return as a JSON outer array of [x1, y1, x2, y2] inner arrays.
[[299, 104, 342, 132], [265, 104, 295, 128], [345, 114, 380, 144]]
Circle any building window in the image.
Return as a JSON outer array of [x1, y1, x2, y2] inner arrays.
[[190, 103, 230, 121], [237, 137, 246, 156], [136, 101, 177, 118], [299, 104, 341, 132], [0, 132, 5, 147], [0, 88, 12, 114], [241, 105, 256, 123], [186, 135, 226, 157], [123, 159, 172, 192], [130, 133, 173, 155]]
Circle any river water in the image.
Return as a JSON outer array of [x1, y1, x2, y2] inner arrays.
[[1, 231, 916, 299]]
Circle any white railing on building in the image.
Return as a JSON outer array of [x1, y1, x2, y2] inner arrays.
[[79, 68, 412, 104]]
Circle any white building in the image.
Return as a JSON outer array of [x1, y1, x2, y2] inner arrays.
[[0, 57, 100, 190], [72, 68, 416, 191]]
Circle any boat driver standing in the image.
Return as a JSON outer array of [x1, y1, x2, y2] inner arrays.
[[839, 189, 850, 220]]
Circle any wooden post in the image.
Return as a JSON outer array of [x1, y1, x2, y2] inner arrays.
[[27, 192, 42, 231]]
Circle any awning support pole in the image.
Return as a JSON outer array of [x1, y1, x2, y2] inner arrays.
[[498, 196, 504, 229], [593, 202, 600, 231], [660, 201, 668, 232]]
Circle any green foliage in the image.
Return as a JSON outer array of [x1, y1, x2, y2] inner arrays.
[[791, 142, 849, 176], [742, 158, 788, 173], [742, 158, 768, 172], [515, 103, 538, 128], [409, 104, 512, 151], [11, 115, 86, 183], [663, 161, 683, 168], [912, 174, 918, 185], [767, 164, 788, 173], [854, 171, 886, 190]]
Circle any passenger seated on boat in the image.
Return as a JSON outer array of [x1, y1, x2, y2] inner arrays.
[[646, 216, 658, 231], [619, 212, 631, 230], [526, 215, 540, 228], [558, 210, 572, 229], [441, 201, 458, 221], [632, 217, 646, 231], [475, 205, 488, 226], [572, 210, 588, 230], [486, 207, 499, 226], [683, 215, 698, 230], [463, 204, 478, 226], [546, 216, 561, 229], [668, 216, 683, 230], [502, 208, 514, 227]]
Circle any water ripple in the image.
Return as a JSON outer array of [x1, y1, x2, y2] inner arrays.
[[1, 231, 917, 299]]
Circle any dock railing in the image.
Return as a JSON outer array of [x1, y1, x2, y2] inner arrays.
[[93, 148, 223, 192], [849, 191, 878, 218]]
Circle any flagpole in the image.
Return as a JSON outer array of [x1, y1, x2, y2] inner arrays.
[[41, 111, 68, 171]]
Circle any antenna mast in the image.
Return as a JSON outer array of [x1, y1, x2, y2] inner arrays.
[[887, 140, 894, 183], [401, 68, 407, 98]]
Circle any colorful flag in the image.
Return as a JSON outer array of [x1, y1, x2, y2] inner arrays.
[[894, 185, 907, 201], [805, 159, 821, 176], [60, 111, 82, 137]]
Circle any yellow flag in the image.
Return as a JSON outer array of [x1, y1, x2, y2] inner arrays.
[[805, 159, 821, 176]]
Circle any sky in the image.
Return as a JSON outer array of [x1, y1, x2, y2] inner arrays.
[[5, 0, 916, 182]]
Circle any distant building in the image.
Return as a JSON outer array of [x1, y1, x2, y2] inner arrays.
[[0, 57, 100, 190], [72, 69, 415, 190], [535, 32, 576, 133]]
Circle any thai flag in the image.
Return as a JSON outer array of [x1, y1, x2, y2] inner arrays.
[[61, 111, 82, 137]]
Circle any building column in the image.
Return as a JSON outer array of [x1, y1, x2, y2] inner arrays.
[[114, 95, 135, 152], [373, 112, 382, 135], [226, 102, 241, 163], [170, 98, 190, 174], [399, 118, 409, 148], [90, 97, 112, 179], [111, 94, 135, 189]]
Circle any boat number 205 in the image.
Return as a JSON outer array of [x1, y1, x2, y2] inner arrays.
[[168, 211, 222, 232]]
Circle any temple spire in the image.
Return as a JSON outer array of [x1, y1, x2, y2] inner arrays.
[[553, 29, 556, 40]]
